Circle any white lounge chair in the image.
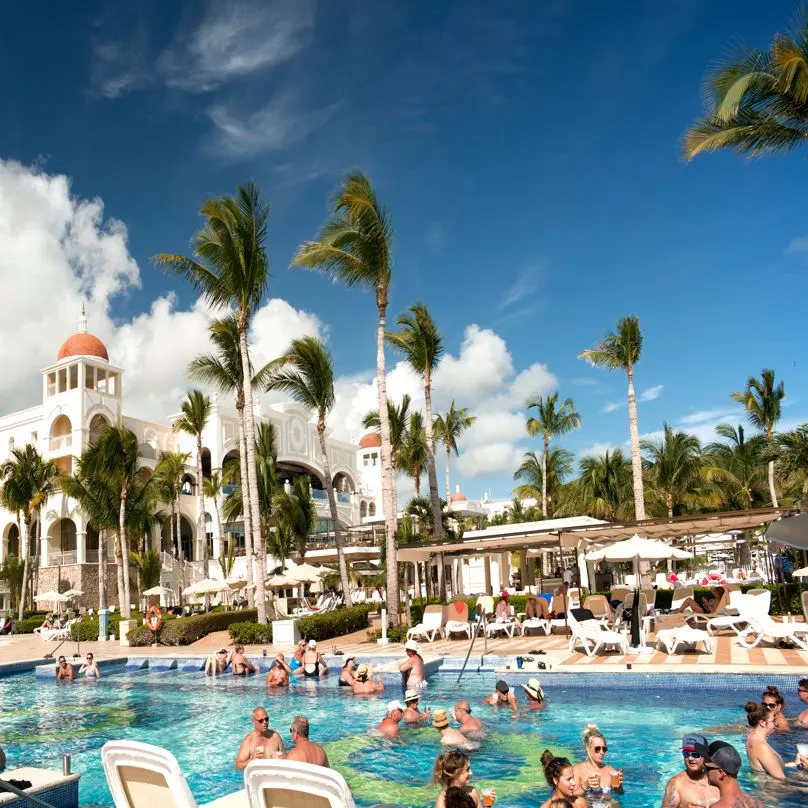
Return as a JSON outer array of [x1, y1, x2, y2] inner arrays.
[[580, 595, 615, 628], [707, 590, 771, 636], [654, 573, 674, 590], [669, 587, 694, 613], [656, 624, 714, 655], [39, 618, 79, 642], [737, 616, 808, 650], [407, 604, 445, 642], [244, 759, 356, 808], [444, 601, 473, 639], [485, 604, 518, 638], [102, 740, 197, 808], [567, 612, 628, 656]]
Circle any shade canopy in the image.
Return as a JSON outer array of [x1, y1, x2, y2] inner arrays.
[[792, 566, 808, 578], [62, 589, 83, 598], [226, 577, 248, 590], [186, 578, 229, 595], [143, 585, 174, 597], [267, 574, 298, 587], [585, 534, 693, 563], [33, 590, 69, 602], [766, 513, 808, 550], [285, 563, 325, 582]]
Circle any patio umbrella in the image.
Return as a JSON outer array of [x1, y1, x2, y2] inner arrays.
[[286, 563, 326, 581], [34, 590, 70, 603], [792, 567, 808, 578], [62, 588, 83, 600], [226, 577, 248, 589], [191, 578, 229, 595], [267, 574, 298, 588], [143, 586, 174, 597]]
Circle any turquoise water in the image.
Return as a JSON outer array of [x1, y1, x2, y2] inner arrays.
[[2, 666, 808, 807]]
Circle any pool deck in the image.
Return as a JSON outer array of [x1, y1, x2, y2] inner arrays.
[[3, 621, 807, 675]]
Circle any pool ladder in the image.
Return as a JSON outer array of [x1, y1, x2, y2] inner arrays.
[[456, 610, 489, 684]]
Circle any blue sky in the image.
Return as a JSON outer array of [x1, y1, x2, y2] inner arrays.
[[0, 0, 806, 501]]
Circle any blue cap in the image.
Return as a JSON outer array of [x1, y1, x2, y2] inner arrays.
[[682, 733, 707, 751]]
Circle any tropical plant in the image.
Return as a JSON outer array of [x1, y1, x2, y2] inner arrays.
[[363, 394, 412, 468], [434, 401, 476, 501], [773, 424, 808, 510], [704, 424, 767, 509], [0, 445, 57, 619], [173, 390, 212, 592], [157, 182, 270, 625], [731, 369, 785, 507], [130, 548, 162, 594], [557, 450, 634, 521], [218, 538, 236, 580], [0, 556, 24, 611], [398, 411, 428, 497], [293, 172, 401, 625], [512, 448, 574, 509], [203, 471, 225, 561], [273, 477, 316, 565], [265, 336, 351, 598], [578, 316, 646, 520], [188, 315, 272, 607], [641, 424, 706, 518], [525, 392, 581, 517], [683, 7, 808, 160], [154, 450, 190, 605]]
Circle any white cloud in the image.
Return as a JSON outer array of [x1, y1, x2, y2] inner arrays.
[[456, 443, 525, 477], [678, 408, 737, 425], [601, 401, 624, 413], [787, 235, 808, 254], [579, 441, 619, 459], [639, 384, 664, 402], [499, 266, 540, 309]]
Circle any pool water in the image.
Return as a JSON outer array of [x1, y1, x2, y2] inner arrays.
[[2, 665, 808, 807]]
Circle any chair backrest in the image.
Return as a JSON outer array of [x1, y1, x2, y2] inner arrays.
[[584, 595, 611, 619], [670, 587, 693, 609], [475, 595, 494, 615], [743, 589, 771, 620], [610, 587, 631, 604], [727, 589, 747, 610], [244, 759, 356, 808], [448, 600, 469, 622], [102, 740, 197, 808], [567, 588, 581, 609], [422, 604, 444, 627], [625, 574, 637, 588]]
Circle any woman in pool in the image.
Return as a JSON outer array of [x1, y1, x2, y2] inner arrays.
[[797, 678, 808, 726], [540, 751, 586, 808], [79, 653, 100, 679], [572, 725, 623, 796], [300, 639, 328, 677], [338, 656, 357, 687], [761, 686, 789, 731], [433, 751, 489, 808], [288, 640, 306, 673], [745, 701, 785, 779]]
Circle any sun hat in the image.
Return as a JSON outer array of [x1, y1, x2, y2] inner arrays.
[[695, 740, 741, 777], [356, 663, 372, 679], [432, 709, 450, 729], [308, 639, 317, 648], [522, 678, 544, 701], [404, 688, 420, 703], [682, 733, 707, 752], [387, 700, 406, 714], [495, 679, 509, 694], [404, 639, 420, 652]]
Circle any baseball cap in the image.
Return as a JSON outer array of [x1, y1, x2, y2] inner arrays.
[[682, 733, 707, 752], [495, 679, 509, 694], [386, 700, 405, 714], [696, 740, 742, 777], [308, 639, 317, 648]]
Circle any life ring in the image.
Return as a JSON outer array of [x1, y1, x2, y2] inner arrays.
[[145, 606, 163, 633]]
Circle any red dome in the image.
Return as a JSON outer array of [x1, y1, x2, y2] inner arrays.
[[57, 332, 109, 361], [359, 432, 382, 449], [450, 490, 467, 502]]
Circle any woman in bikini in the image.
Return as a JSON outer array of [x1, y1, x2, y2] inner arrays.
[[338, 656, 357, 687], [745, 701, 785, 779], [540, 751, 586, 808], [572, 724, 624, 798], [761, 686, 789, 731]]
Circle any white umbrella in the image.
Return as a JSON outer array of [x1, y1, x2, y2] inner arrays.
[[285, 563, 325, 583], [792, 567, 808, 578], [63, 588, 83, 598], [34, 590, 70, 603], [226, 577, 247, 590], [191, 578, 230, 595], [267, 574, 298, 587], [143, 586, 174, 597], [585, 534, 693, 564]]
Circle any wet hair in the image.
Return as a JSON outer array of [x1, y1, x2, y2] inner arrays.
[[800, 678, 808, 690], [762, 685, 784, 706], [443, 787, 476, 808], [541, 749, 573, 788], [342, 658, 355, 670], [433, 751, 470, 786], [582, 723, 606, 750], [744, 701, 770, 727]]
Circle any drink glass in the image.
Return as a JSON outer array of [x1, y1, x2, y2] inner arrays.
[[254, 746, 265, 759], [481, 788, 495, 806]]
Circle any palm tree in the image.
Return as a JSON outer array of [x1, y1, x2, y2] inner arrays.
[[386, 303, 444, 554], [434, 402, 476, 501], [154, 450, 190, 567], [79, 424, 141, 617], [578, 316, 646, 520], [683, 8, 808, 160], [293, 172, 401, 625], [173, 390, 212, 592], [273, 477, 316, 564], [264, 336, 351, 598], [203, 471, 225, 560], [731, 369, 785, 507], [0, 557, 24, 613], [773, 424, 808, 510], [513, 448, 574, 509], [558, 450, 634, 521], [525, 392, 581, 517], [705, 424, 767, 509], [130, 548, 162, 598], [188, 315, 272, 607], [398, 412, 428, 496], [1, 446, 58, 619], [363, 394, 411, 468], [157, 183, 270, 625], [641, 424, 705, 518]]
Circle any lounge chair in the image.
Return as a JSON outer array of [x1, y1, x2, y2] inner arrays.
[[683, 586, 738, 628], [707, 590, 771, 636], [656, 615, 714, 654], [485, 605, 518, 639], [654, 572, 674, 590], [406, 604, 445, 642], [39, 618, 78, 642], [609, 587, 631, 607], [567, 611, 628, 656], [581, 594, 616, 627], [669, 587, 694, 613], [102, 740, 197, 808], [737, 615, 808, 650], [444, 601, 473, 639], [567, 588, 582, 610], [244, 759, 356, 808]]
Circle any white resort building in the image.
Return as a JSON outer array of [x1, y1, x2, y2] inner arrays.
[[0, 312, 385, 611]]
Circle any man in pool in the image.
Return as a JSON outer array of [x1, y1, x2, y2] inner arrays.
[[402, 688, 431, 723], [432, 709, 475, 749], [377, 700, 406, 737], [797, 678, 808, 726], [230, 645, 256, 676], [285, 716, 329, 768], [483, 680, 518, 712], [204, 649, 230, 676], [351, 663, 384, 695], [454, 700, 484, 736], [235, 706, 285, 769], [696, 740, 762, 808], [661, 733, 719, 807], [266, 653, 291, 687], [55, 655, 73, 681], [399, 639, 426, 689]]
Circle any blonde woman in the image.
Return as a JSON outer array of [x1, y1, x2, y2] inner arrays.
[[572, 725, 623, 796]]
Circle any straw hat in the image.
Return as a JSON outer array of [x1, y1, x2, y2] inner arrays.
[[404, 688, 420, 703], [432, 708, 450, 729], [404, 639, 420, 653], [522, 678, 544, 701], [356, 663, 372, 679]]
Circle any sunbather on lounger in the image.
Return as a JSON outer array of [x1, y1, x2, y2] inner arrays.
[[677, 587, 724, 614]]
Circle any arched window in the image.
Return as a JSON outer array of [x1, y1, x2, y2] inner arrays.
[[29, 521, 39, 556], [368, 502, 376, 517], [60, 519, 77, 553], [6, 524, 20, 557], [49, 415, 72, 451], [87, 523, 100, 561], [180, 516, 194, 562], [201, 448, 212, 479], [360, 501, 367, 519], [89, 413, 109, 444], [222, 450, 240, 490], [181, 474, 195, 495]]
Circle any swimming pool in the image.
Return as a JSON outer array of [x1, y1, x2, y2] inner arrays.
[[2, 660, 808, 807]]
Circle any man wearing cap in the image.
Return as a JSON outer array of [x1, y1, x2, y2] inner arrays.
[[454, 699, 484, 736], [352, 663, 385, 695], [697, 740, 762, 808], [399, 639, 426, 689], [483, 680, 518, 712], [661, 734, 719, 807], [522, 678, 547, 712], [266, 653, 291, 687], [377, 701, 406, 737], [403, 688, 431, 723]]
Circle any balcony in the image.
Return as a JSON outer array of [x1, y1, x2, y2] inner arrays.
[[49, 435, 72, 452], [311, 489, 327, 501], [47, 551, 78, 566]]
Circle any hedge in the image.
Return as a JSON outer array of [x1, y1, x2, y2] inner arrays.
[[228, 622, 273, 645]]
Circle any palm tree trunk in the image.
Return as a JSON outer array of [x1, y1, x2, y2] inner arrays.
[[375, 301, 400, 626], [114, 533, 126, 617], [17, 518, 29, 621], [196, 435, 209, 610], [318, 423, 352, 600], [542, 432, 549, 518], [801, 476, 808, 513], [423, 375, 444, 600], [120, 494, 131, 618], [98, 529, 108, 611], [666, 494, 674, 520], [767, 428, 779, 508], [413, 561, 421, 602], [626, 365, 646, 521], [413, 474, 421, 498], [237, 324, 267, 625], [445, 445, 451, 501], [236, 407, 255, 606]]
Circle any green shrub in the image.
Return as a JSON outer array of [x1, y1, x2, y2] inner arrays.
[[14, 616, 45, 634], [228, 622, 273, 645], [127, 625, 154, 646], [297, 604, 373, 642], [156, 609, 258, 645], [366, 625, 408, 643], [69, 612, 146, 642]]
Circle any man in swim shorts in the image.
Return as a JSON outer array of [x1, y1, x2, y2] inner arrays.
[[432, 709, 475, 749], [266, 653, 291, 687], [235, 706, 285, 769], [285, 716, 329, 768], [661, 733, 719, 807], [403, 688, 431, 723], [377, 700, 406, 738], [483, 680, 518, 712], [230, 645, 256, 675], [697, 740, 762, 808], [399, 639, 426, 688], [454, 700, 484, 735]]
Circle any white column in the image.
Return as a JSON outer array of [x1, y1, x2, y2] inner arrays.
[[0, 533, 5, 564], [577, 549, 590, 591], [484, 555, 492, 595], [40, 530, 49, 568], [76, 531, 86, 564]]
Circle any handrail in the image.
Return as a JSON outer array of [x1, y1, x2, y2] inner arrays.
[[456, 609, 487, 684], [0, 779, 61, 808]]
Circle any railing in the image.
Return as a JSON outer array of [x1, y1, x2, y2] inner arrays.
[[85, 550, 99, 563], [49, 435, 72, 451], [223, 484, 239, 496], [47, 551, 78, 566], [311, 489, 327, 501], [337, 492, 352, 505], [457, 610, 488, 684]]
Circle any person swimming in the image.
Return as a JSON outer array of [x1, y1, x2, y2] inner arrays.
[[572, 724, 623, 796]]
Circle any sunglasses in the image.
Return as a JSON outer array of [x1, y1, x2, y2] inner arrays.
[[763, 703, 777, 709], [593, 745, 608, 753], [254, 717, 269, 723], [682, 751, 703, 760]]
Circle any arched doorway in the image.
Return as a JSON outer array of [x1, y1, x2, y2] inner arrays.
[[89, 413, 110, 443], [333, 472, 355, 494], [222, 449, 240, 490], [360, 501, 368, 519], [87, 523, 100, 562], [29, 521, 40, 557], [368, 502, 376, 517], [48, 518, 77, 563], [181, 473, 196, 496], [5, 524, 20, 557], [180, 516, 194, 562], [201, 448, 212, 479]]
